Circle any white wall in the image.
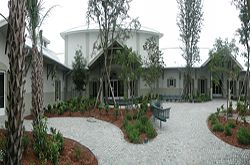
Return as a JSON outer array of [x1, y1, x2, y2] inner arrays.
[[64, 30, 161, 68]]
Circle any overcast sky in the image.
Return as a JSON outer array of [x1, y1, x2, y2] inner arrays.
[[0, 0, 243, 64]]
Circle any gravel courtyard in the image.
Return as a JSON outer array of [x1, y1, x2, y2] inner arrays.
[[3, 99, 250, 165]]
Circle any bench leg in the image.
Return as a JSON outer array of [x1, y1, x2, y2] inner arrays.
[[160, 120, 162, 128]]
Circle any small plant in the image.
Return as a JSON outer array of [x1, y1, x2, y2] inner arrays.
[[212, 122, 224, 132], [0, 136, 6, 162], [227, 101, 233, 117], [22, 134, 29, 152], [208, 113, 219, 125], [105, 104, 109, 114], [226, 120, 236, 128], [47, 104, 52, 113], [237, 127, 250, 145], [125, 124, 140, 143], [224, 124, 232, 136], [74, 146, 81, 161], [113, 105, 120, 120], [98, 102, 104, 114]]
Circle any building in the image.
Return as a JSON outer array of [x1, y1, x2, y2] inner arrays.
[[0, 20, 248, 115], [61, 25, 248, 101], [0, 19, 70, 115]]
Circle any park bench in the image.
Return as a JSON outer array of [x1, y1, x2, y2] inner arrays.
[[151, 100, 171, 128]]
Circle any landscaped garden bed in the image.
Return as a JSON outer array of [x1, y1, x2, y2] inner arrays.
[[25, 97, 157, 144], [207, 102, 250, 149], [0, 129, 97, 165]]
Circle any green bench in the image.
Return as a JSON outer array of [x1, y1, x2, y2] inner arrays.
[[151, 100, 170, 128]]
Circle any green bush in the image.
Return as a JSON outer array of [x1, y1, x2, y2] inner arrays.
[[105, 104, 109, 114], [145, 121, 157, 138], [33, 118, 65, 165], [125, 124, 140, 143], [226, 120, 236, 128], [224, 124, 232, 136], [208, 113, 219, 125], [212, 122, 224, 132], [113, 106, 120, 120], [237, 127, 250, 145], [22, 134, 29, 152]]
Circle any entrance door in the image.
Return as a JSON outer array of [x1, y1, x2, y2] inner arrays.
[[212, 80, 222, 97], [0, 73, 5, 115]]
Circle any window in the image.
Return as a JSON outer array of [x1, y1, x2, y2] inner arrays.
[[198, 79, 207, 94], [167, 78, 176, 87], [239, 81, 245, 95], [55, 80, 61, 101]]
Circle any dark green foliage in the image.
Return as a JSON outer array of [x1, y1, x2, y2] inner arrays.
[[193, 94, 211, 102], [237, 127, 250, 144], [208, 113, 219, 125], [226, 120, 236, 129], [105, 104, 109, 114], [237, 101, 247, 124], [212, 123, 224, 132], [72, 48, 88, 93], [22, 134, 29, 152], [142, 37, 164, 92], [224, 124, 232, 136]]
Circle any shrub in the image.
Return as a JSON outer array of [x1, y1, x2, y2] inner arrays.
[[33, 118, 64, 165], [224, 124, 232, 136], [113, 106, 120, 120], [212, 122, 224, 132], [74, 146, 81, 161], [125, 113, 132, 121], [208, 113, 219, 125], [22, 134, 29, 152], [237, 127, 250, 145], [226, 120, 236, 128], [145, 121, 157, 138], [105, 104, 109, 114], [47, 104, 52, 113], [125, 124, 140, 143]]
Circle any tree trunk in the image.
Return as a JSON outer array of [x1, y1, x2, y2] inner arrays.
[[31, 46, 44, 127], [5, 0, 27, 164]]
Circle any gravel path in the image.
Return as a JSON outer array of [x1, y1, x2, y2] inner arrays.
[[2, 99, 250, 164]]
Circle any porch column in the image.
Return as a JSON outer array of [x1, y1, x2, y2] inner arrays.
[[210, 72, 213, 100]]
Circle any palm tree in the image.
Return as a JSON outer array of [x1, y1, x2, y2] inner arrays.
[[5, 0, 27, 164], [26, 0, 55, 126]]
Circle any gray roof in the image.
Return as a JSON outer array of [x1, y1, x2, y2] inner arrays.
[[0, 19, 70, 70]]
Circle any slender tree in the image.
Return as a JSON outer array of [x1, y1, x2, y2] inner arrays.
[[5, 0, 27, 164], [209, 38, 240, 116], [26, 0, 55, 126], [72, 47, 88, 95], [87, 0, 140, 105], [116, 46, 142, 98], [177, 0, 203, 100], [142, 36, 165, 94], [233, 0, 250, 103]]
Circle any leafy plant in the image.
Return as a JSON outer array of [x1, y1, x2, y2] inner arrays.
[[74, 146, 81, 161], [22, 134, 29, 152], [105, 104, 109, 114], [237, 127, 250, 144], [226, 120, 236, 128], [125, 124, 140, 143], [224, 124, 232, 136], [212, 122, 224, 132], [113, 106, 120, 120]]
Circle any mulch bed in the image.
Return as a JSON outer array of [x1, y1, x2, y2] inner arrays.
[[25, 108, 154, 143], [0, 129, 98, 165], [207, 116, 250, 149]]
